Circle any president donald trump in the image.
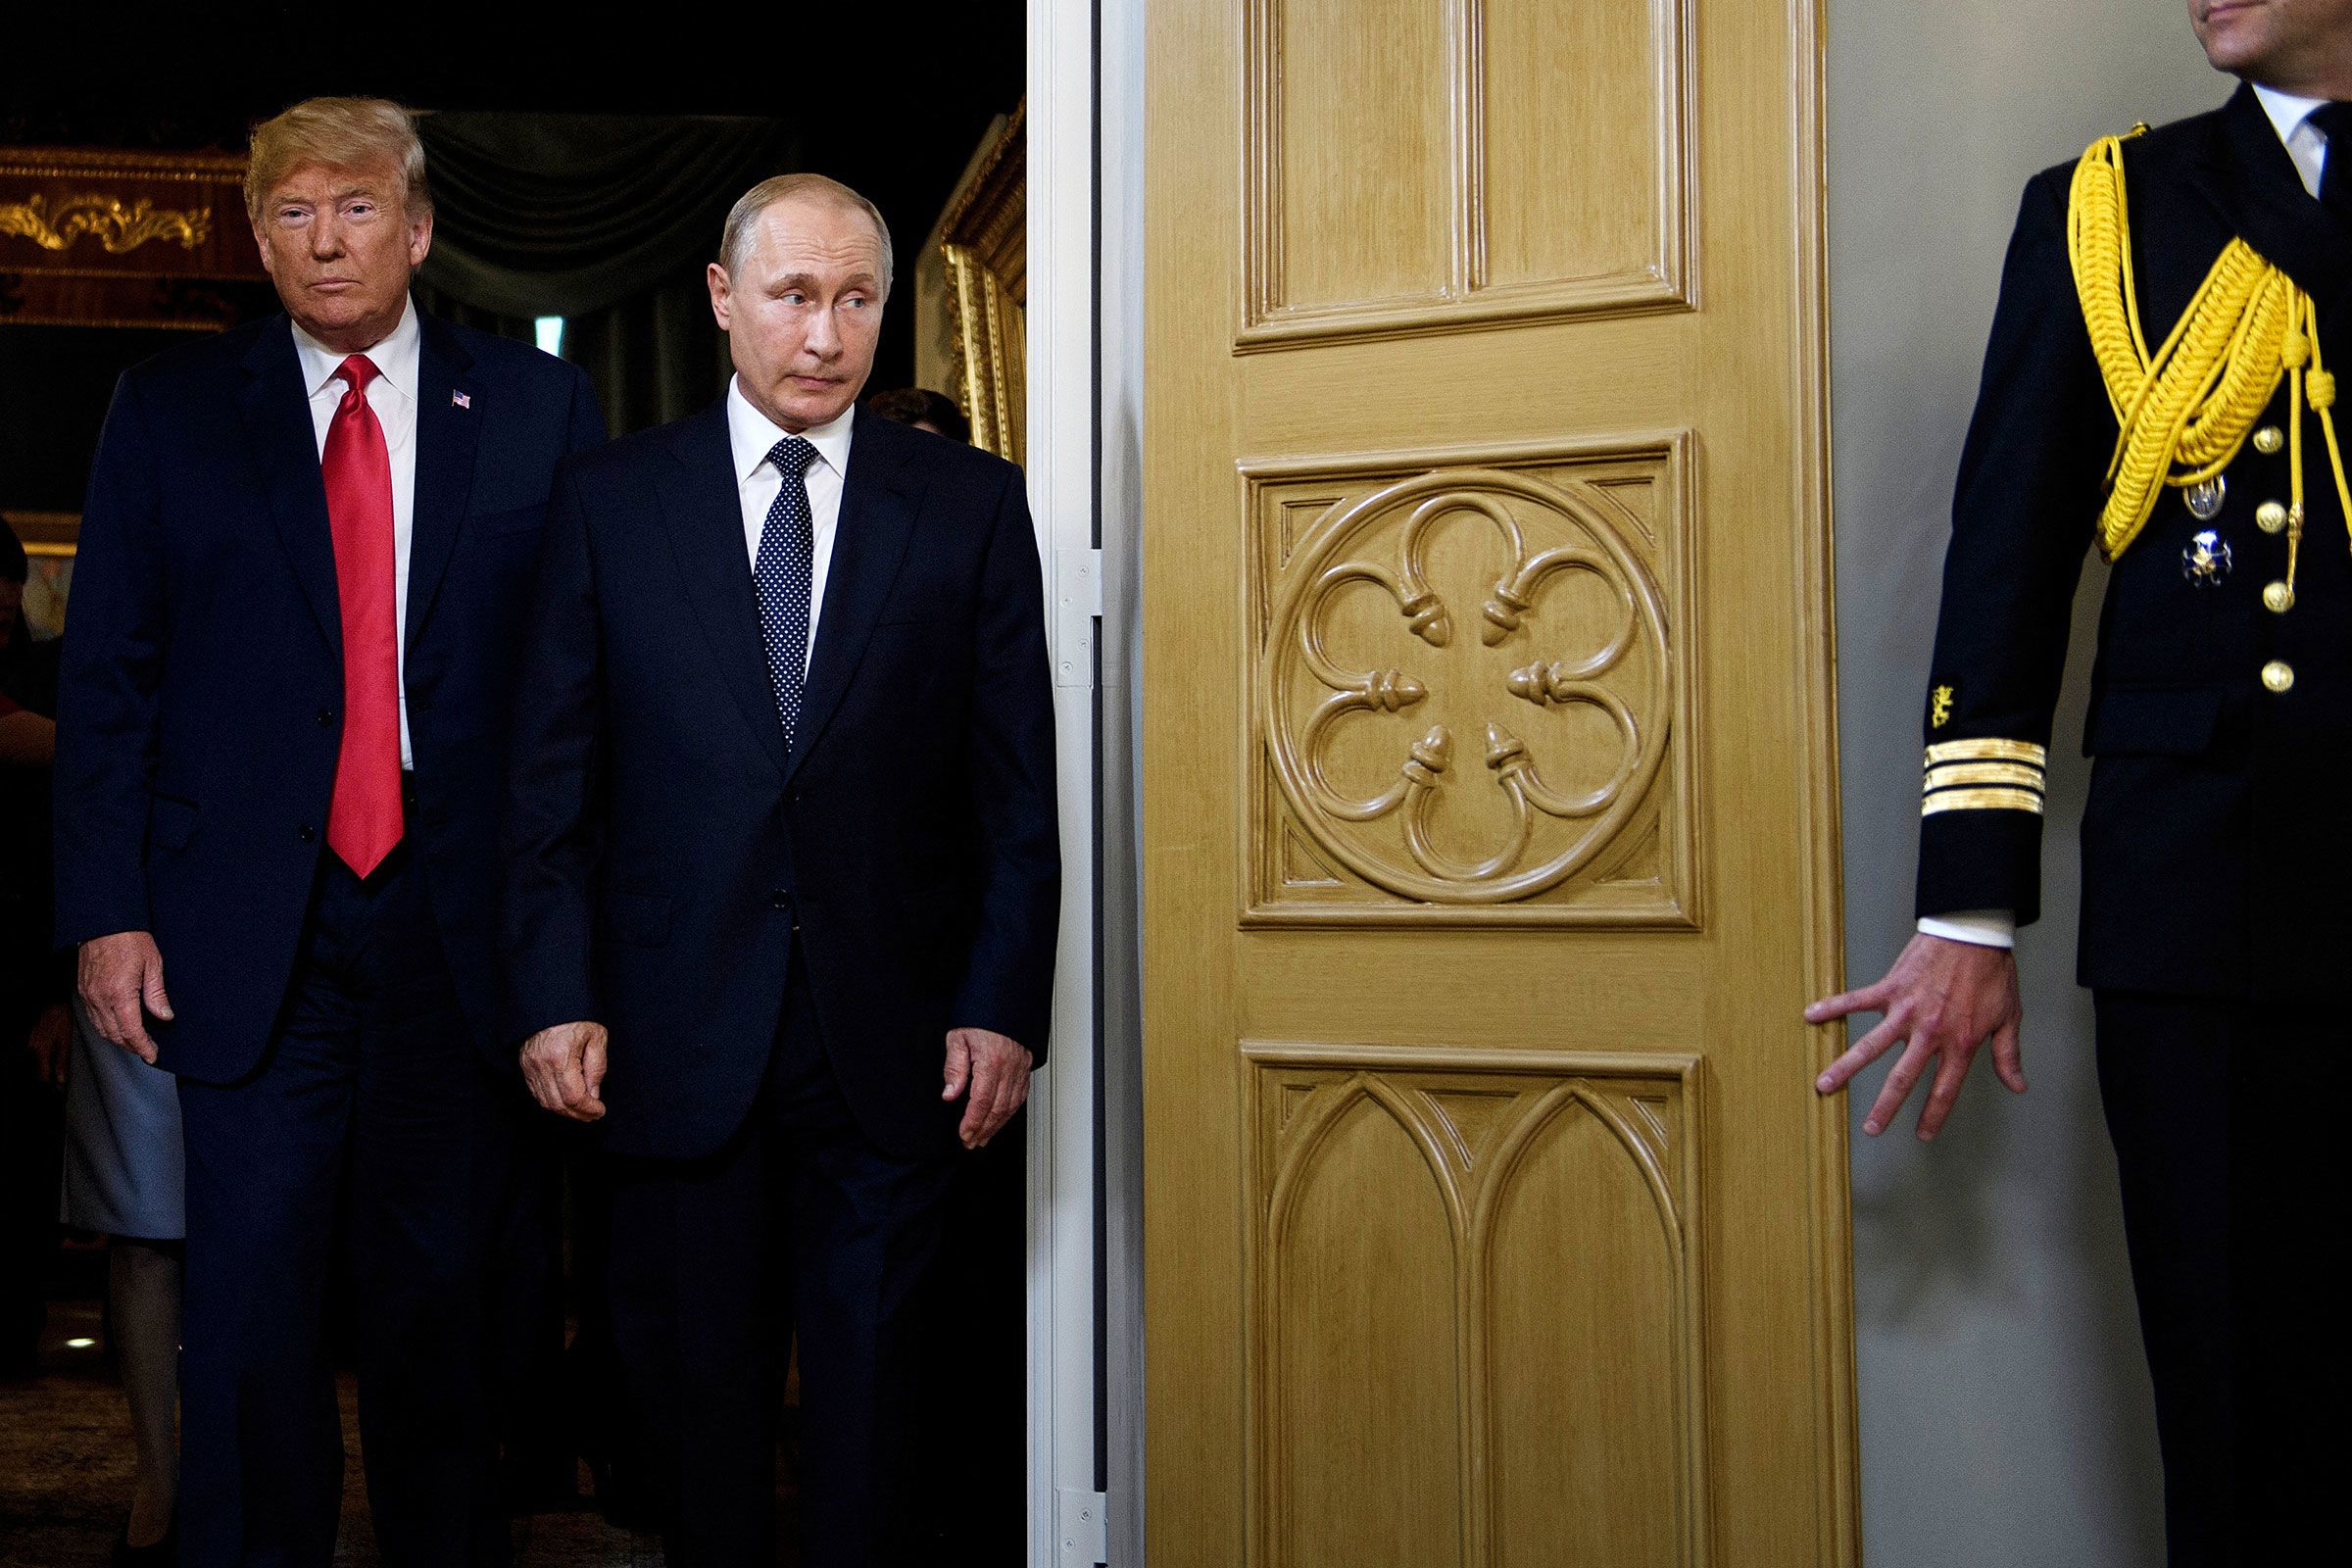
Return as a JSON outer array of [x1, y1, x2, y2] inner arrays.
[[503, 173, 1059, 1566], [54, 98, 604, 1564]]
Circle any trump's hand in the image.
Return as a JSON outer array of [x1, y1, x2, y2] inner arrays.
[[520, 1020, 609, 1123], [943, 1026, 1032, 1150], [78, 931, 172, 1065], [1807, 932, 2026, 1141]]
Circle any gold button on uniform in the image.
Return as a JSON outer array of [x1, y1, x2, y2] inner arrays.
[[2254, 425, 2284, 455], [2262, 660, 2295, 693], [2257, 501, 2288, 533], [2264, 580, 2294, 612]]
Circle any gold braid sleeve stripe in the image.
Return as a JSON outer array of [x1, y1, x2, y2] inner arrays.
[[2068, 135, 2352, 575], [1922, 788, 2046, 818], [1924, 761, 2046, 793], [1924, 739, 2048, 767]]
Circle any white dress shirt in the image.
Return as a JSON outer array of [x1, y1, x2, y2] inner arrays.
[[727, 376, 854, 677], [1922, 91, 2331, 953], [290, 295, 420, 768], [2252, 83, 2331, 199]]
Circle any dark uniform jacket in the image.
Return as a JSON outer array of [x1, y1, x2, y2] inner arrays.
[[1918, 84, 2352, 1001]]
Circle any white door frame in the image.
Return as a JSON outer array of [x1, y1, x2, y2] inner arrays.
[[1024, 0, 1117, 1562]]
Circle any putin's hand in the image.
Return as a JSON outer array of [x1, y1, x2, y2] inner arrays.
[[1807, 932, 2026, 1141], [78, 931, 172, 1065], [943, 1026, 1033, 1150], [521, 1020, 609, 1122]]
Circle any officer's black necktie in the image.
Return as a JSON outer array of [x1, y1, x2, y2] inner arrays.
[[754, 435, 821, 752], [2318, 103, 2352, 220]]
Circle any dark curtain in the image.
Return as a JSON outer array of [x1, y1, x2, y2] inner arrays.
[[414, 114, 799, 433]]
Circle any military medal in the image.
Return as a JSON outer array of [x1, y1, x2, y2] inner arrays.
[[2183, 476, 2227, 519], [2181, 529, 2231, 586]]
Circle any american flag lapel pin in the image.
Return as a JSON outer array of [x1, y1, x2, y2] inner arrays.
[[452, 390, 471, 410]]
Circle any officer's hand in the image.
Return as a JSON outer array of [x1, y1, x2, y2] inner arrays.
[[520, 1021, 608, 1122], [77, 931, 172, 1065], [942, 1026, 1032, 1150], [1806, 933, 2026, 1140]]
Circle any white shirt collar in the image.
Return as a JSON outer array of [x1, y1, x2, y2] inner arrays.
[[2251, 82, 2328, 147], [726, 375, 856, 486], [290, 293, 419, 403]]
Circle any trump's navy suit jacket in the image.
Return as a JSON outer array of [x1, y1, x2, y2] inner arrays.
[[503, 402, 1060, 1163], [53, 310, 605, 1081]]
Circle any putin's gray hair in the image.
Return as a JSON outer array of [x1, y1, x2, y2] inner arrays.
[[718, 172, 894, 299]]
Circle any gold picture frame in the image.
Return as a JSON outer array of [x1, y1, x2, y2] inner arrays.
[[937, 104, 1027, 465], [4, 511, 78, 642], [0, 146, 265, 330]]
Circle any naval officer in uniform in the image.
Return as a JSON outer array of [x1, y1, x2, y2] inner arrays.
[[1810, 3, 2351, 1562]]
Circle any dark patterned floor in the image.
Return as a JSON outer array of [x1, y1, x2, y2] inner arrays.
[[0, 1298, 708, 1567]]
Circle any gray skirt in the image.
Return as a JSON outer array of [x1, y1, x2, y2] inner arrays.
[[59, 998, 184, 1241]]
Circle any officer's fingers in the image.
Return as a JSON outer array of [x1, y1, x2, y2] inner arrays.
[[1816, 1013, 1904, 1095], [1916, 1040, 1981, 1141], [942, 1033, 971, 1101], [582, 1028, 609, 1094], [1990, 1014, 2028, 1094], [1861, 1036, 1936, 1137], [1804, 979, 1890, 1026]]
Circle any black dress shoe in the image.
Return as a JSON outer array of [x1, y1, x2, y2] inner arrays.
[[111, 1515, 175, 1567]]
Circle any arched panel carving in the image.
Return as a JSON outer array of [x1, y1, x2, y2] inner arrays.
[[1245, 1041, 1707, 1567]]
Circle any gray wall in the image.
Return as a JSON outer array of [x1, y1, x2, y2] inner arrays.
[[1828, 8, 2227, 1565]]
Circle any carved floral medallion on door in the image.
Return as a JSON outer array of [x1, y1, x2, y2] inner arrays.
[[1248, 438, 1695, 925]]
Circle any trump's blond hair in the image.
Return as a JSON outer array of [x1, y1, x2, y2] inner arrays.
[[244, 97, 430, 225]]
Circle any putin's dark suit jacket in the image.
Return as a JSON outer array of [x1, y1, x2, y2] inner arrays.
[[53, 311, 606, 1079], [503, 402, 1059, 1163]]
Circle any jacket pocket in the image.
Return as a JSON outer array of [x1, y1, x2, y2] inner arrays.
[[468, 504, 546, 538], [595, 888, 675, 948], [148, 793, 197, 852], [2082, 686, 2227, 757]]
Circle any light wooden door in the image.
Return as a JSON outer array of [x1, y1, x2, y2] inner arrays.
[[1140, 2, 1854, 1564]]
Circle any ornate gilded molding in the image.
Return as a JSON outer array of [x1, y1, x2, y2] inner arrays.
[[939, 103, 1027, 463], [0, 192, 211, 255]]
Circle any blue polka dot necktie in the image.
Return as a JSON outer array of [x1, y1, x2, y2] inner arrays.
[[755, 436, 821, 752]]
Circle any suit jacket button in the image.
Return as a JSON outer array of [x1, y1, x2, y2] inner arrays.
[[316, 708, 334, 727], [297, 823, 317, 843], [771, 889, 792, 909]]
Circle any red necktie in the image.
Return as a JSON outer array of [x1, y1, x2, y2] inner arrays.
[[320, 353, 403, 877]]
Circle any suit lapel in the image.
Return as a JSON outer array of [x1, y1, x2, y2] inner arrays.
[[405, 313, 480, 652], [786, 414, 921, 784], [659, 403, 791, 772], [2183, 84, 2352, 315], [237, 318, 342, 658]]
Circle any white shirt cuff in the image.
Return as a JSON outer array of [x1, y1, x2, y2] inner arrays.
[[1918, 911, 2016, 949]]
